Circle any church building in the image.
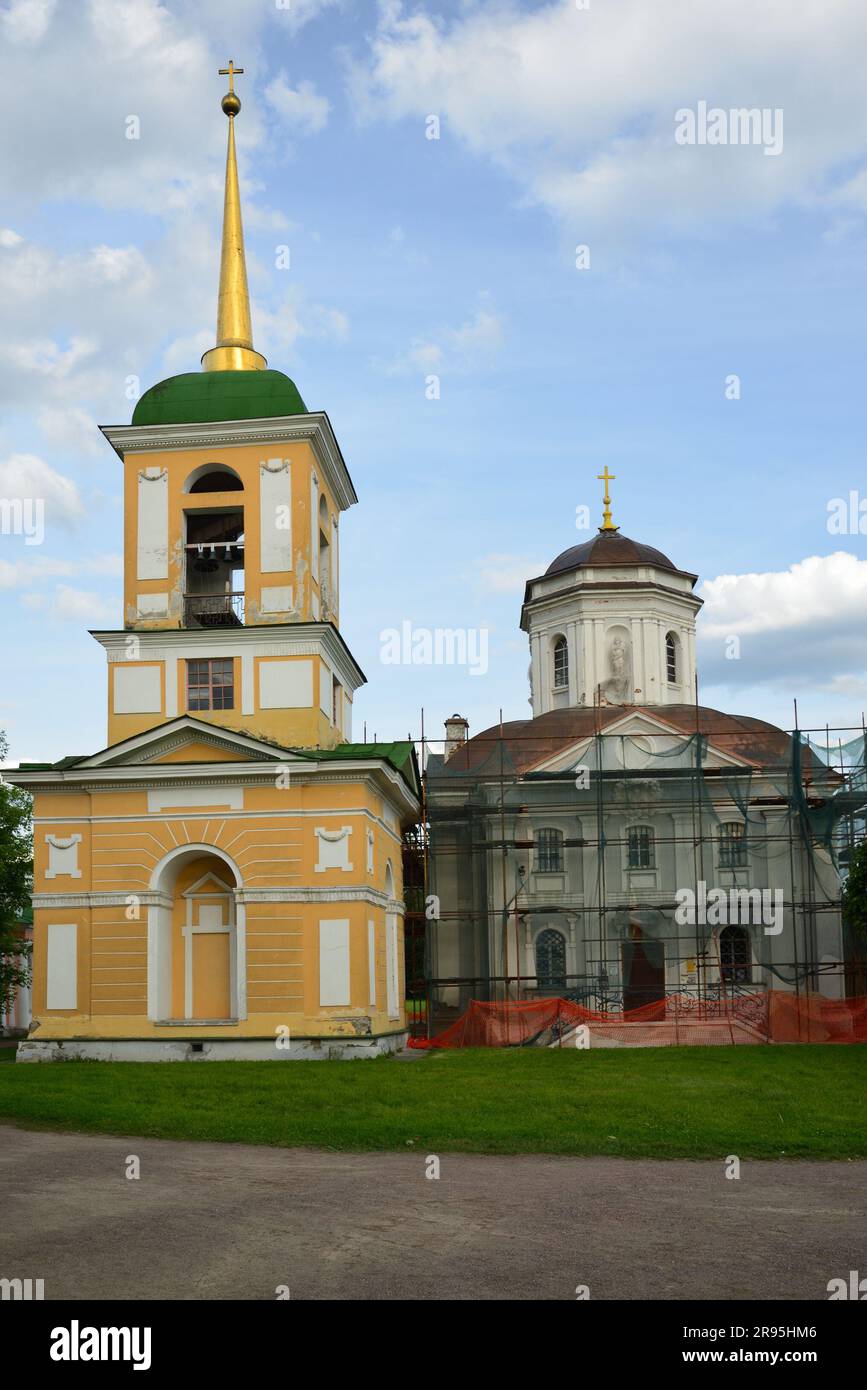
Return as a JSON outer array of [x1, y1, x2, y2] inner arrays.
[[8, 65, 419, 1061], [425, 471, 853, 1026]]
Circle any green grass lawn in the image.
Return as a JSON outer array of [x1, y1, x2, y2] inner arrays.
[[0, 1046, 864, 1158]]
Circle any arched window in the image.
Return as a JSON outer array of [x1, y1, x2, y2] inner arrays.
[[553, 637, 568, 689], [627, 825, 654, 869], [719, 924, 751, 983], [184, 463, 243, 493], [535, 827, 564, 873], [718, 821, 747, 869], [665, 631, 678, 684], [535, 928, 567, 992]]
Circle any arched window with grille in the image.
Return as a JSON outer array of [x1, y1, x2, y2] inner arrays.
[[534, 827, 564, 873], [718, 821, 748, 869], [535, 928, 567, 992], [665, 631, 679, 684], [627, 824, 655, 869], [552, 637, 569, 689], [719, 924, 751, 983]]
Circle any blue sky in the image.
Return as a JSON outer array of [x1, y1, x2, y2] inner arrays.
[[2, 0, 867, 763]]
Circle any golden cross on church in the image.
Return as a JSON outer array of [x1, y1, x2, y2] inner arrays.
[[597, 466, 617, 532], [219, 59, 244, 94]]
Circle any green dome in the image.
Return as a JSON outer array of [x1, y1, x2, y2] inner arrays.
[[132, 370, 308, 427]]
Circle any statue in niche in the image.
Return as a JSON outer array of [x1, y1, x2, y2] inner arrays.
[[602, 631, 632, 705]]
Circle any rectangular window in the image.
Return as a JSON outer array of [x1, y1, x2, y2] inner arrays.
[[719, 822, 747, 869], [535, 828, 564, 873], [187, 658, 234, 711], [627, 826, 654, 869]]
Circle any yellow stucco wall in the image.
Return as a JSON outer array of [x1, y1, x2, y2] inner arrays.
[[30, 773, 407, 1042]]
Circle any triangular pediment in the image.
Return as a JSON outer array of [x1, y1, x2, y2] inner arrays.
[[149, 740, 251, 765], [74, 717, 306, 770], [530, 708, 755, 774]]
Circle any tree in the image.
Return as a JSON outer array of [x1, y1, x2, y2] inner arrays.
[[0, 731, 32, 1021], [842, 836, 867, 943]]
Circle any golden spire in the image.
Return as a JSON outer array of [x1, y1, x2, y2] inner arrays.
[[597, 466, 618, 531], [202, 60, 267, 372]]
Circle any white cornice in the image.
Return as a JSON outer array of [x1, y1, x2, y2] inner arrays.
[[100, 411, 358, 511], [6, 758, 419, 815], [89, 623, 366, 691], [32, 891, 172, 910]]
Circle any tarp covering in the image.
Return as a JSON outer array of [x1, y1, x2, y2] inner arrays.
[[409, 992, 867, 1048]]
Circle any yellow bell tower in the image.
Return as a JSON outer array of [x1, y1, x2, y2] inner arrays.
[[97, 62, 361, 751], [8, 64, 419, 1062]]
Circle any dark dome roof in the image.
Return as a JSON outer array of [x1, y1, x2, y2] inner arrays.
[[546, 528, 676, 577]]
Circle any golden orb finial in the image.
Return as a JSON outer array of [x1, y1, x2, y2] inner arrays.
[[219, 60, 243, 118]]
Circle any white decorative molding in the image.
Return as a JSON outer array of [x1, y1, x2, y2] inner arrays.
[[260, 458, 292, 573], [137, 467, 168, 580], [236, 886, 396, 908], [45, 834, 82, 880], [136, 593, 169, 617], [33, 891, 172, 910], [311, 470, 319, 582], [319, 918, 351, 1006], [314, 826, 353, 873], [259, 658, 313, 710], [146, 785, 244, 813], [114, 664, 162, 715], [46, 923, 77, 1010], [260, 585, 293, 614], [319, 657, 332, 717]]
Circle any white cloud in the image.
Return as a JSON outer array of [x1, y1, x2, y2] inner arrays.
[[697, 552, 867, 692], [0, 553, 122, 589], [473, 553, 546, 594], [22, 584, 115, 625], [699, 552, 867, 638], [350, 0, 867, 242], [2, 0, 57, 45], [0, 454, 85, 530], [388, 306, 504, 375], [264, 73, 330, 136]]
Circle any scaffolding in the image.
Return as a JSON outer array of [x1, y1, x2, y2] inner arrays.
[[412, 711, 867, 1044]]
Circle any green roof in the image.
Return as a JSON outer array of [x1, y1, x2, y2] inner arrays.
[[132, 370, 308, 427], [314, 742, 419, 792]]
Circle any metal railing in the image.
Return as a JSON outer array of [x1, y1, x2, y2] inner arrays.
[[183, 592, 245, 628]]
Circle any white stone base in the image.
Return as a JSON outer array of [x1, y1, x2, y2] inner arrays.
[[16, 1032, 409, 1063]]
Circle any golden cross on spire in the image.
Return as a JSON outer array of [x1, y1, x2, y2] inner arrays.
[[219, 59, 244, 95], [597, 466, 618, 532]]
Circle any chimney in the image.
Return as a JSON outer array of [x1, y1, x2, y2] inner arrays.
[[443, 713, 469, 761]]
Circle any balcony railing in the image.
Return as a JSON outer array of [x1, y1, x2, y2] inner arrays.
[[183, 592, 245, 628]]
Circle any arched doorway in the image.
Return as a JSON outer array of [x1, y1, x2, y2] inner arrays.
[[148, 845, 245, 1022]]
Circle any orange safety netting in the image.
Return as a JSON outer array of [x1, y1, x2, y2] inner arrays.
[[408, 991, 867, 1048]]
